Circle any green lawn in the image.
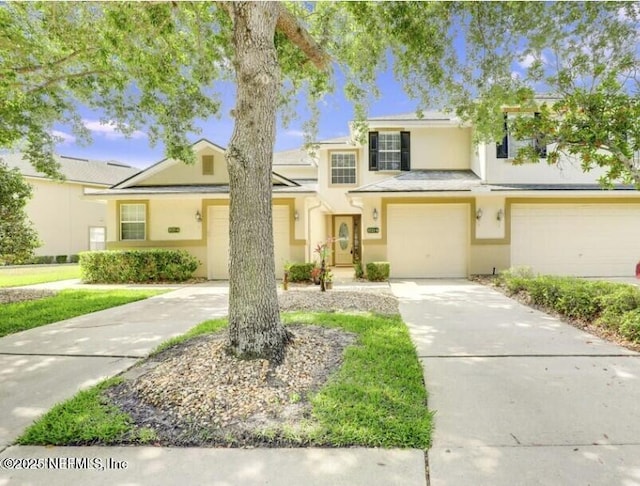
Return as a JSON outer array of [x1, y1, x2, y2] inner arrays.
[[0, 265, 81, 288], [0, 289, 165, 337], [18, 311, 433, 448]]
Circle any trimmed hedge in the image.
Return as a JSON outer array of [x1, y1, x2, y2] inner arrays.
[[286, 263, 315, 282], [366, 262, 390, 282], [55, 255, 68, 264], [80, 249, 199, 283], [498, 271, 640, 343]]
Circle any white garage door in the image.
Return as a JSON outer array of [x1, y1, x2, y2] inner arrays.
[[511, 203, 640, 277], [387, 204, 469, 278], [207, 205, 290, 280]]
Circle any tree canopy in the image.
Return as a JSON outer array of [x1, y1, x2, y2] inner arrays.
[[2, 1, 639, 358], [3, 2, 638, 177]]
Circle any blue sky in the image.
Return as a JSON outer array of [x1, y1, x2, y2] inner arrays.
[[51, 66, 422, 170]]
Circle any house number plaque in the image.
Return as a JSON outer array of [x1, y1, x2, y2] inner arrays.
[[168, 227, 181, 234], [366, 227, 380, 234]]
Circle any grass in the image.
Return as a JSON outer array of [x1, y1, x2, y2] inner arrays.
[[0, 264, 81, 288], [0, 289, 165, 337], [18, 311, 432, 449], [17, 377, 156, 445]]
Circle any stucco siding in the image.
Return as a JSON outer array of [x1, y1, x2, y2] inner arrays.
[[409, 127, 471, 170], [27, 179, 106, 256]]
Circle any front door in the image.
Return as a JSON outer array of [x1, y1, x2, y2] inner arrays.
[[334, 216, 353, 265]]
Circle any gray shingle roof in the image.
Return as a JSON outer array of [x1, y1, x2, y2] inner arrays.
[[2, 152, 139, 186], [272, 148, 315, 166], [350, 170, 483, 193], [87, 184, 315, 196]]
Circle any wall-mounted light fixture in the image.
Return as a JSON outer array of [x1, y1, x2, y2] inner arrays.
[[195, 210, 202, 223], [373, 208, 379, 221], [476, 208, 483, 220], [496, 209, 504, 221], [294, 210, 299, 221]]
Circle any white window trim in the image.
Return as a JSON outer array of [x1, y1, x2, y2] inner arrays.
[[330, 152, 357, 185], [378, 132, 401, 171], [119, 203, 146, 241]]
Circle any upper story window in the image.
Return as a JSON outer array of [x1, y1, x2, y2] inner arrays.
[[369, 131, 411, 171], [120, 203, 146, 240], [379, 132, 401, 170], [497, 113, 547, 159], [202, 155, 214, 175], [331, 152, 357, 185]]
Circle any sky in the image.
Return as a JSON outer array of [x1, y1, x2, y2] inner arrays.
[[51, 66, 421, 170]]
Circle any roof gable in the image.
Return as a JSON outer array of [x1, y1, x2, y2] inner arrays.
[[114, 139, 299, 190]]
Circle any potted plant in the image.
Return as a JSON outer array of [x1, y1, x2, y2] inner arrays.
[[324, 270, 333, 290]]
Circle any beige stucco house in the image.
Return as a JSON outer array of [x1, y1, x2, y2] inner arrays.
[[5, 153, 139, 258], [89, 112, 640, 279]]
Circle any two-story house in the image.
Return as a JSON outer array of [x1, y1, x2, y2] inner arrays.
[[5, 153, 139, 259], [88, 111, 640, 279]]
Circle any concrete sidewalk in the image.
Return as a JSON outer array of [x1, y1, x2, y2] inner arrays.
[[0, 283, 230, 450], [0, 281, 427, 486], [392, 279, 640, 486]]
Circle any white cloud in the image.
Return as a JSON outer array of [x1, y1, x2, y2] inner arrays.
[[284, 129, 305, 138], [82, 119, 146, 140], [518, 52, 549, 70], [51, 130, 76, 145]]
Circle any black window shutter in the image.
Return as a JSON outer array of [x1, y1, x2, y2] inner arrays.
[[369, 131, 379, 171], [400, 131, 411, 171], [496, 114, 508, 159], [534, 112, 547, 158]]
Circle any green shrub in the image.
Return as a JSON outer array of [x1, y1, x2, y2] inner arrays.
[[620, 309, 640, 342], [354, 260, 364, 279], [33, 256, 54, 264], [69, 254, 80, 263], [597, 286, 640, 328], [286, 263, 314, 282], [498, 272, 640, 341], [366, 262, 390, 282], [80, 249, 199, 283], [55, 255, 68, 264]]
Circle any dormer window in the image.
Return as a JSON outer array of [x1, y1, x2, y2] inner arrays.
[[369, 131, 411, 171]]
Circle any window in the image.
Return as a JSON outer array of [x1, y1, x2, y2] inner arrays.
[[369, 131, 411, 171], [331, 153, 356, 185], [497, 113, 547, 159], [202, 155, 214, 175], [89, 226, 106, 251], [378, 132, 401, 170], [120, 203, 146, 240]]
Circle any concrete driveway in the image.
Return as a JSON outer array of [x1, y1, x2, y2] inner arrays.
[[391, 279, 640, 486]]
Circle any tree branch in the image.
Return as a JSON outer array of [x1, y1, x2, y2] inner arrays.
[[216, 2, 330, 71], [274, 4, 330, 70], [13, 49, 92, 75], [26, 70, 109, 94]]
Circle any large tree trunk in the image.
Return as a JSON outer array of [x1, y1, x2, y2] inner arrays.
[[225, 2, 290, 363]]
